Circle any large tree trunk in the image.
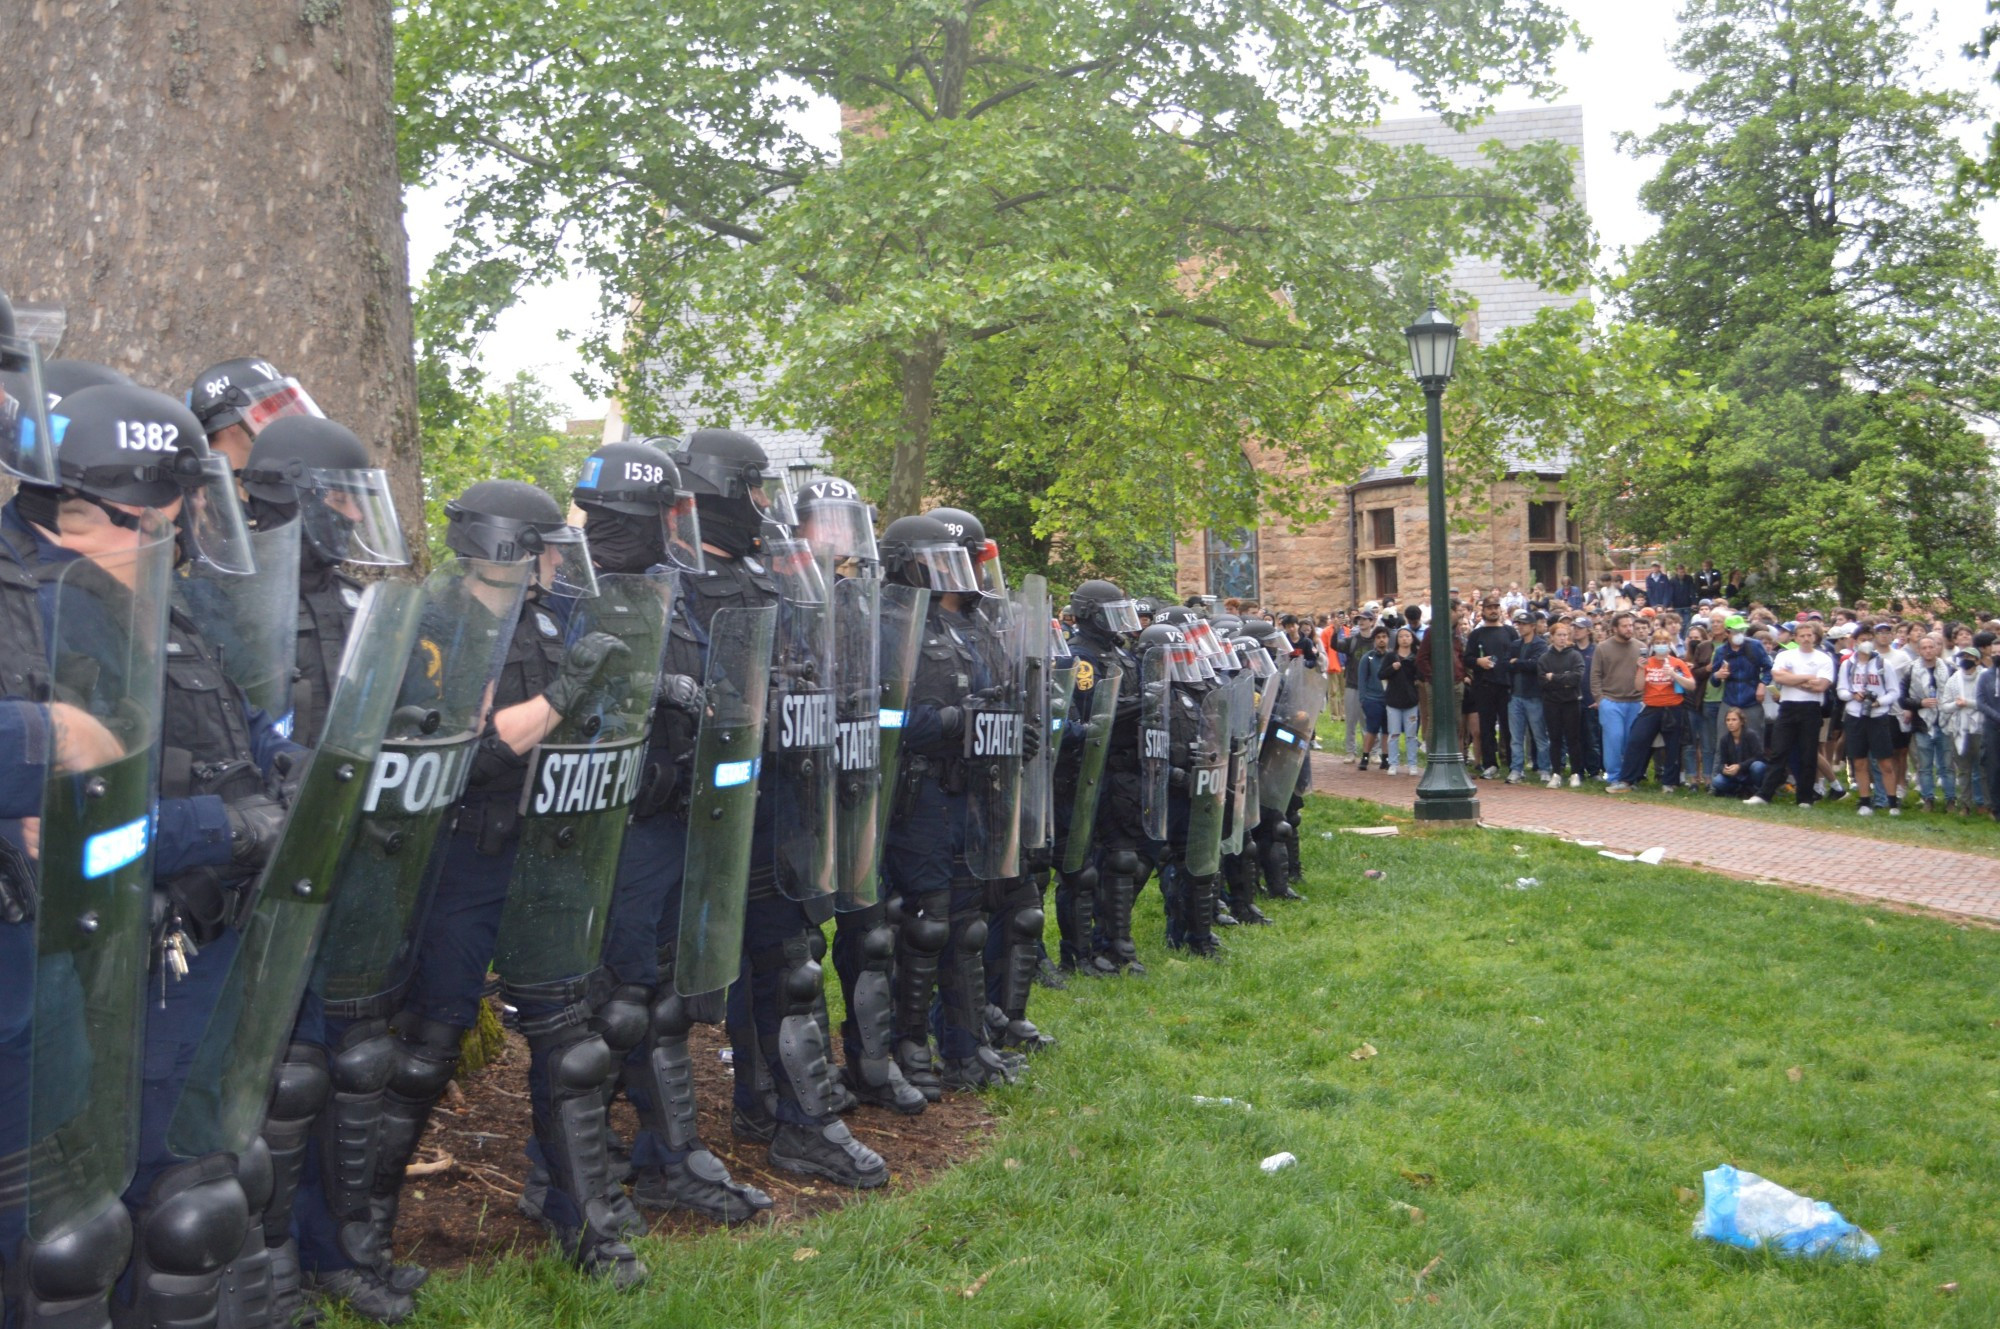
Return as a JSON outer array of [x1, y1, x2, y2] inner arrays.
[[0, 0, 424, 548], [885, 334, 944, 520]]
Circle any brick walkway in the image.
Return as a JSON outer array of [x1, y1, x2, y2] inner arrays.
[[1310, 754, 2000, 924]]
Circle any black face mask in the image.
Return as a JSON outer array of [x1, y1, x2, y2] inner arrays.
[[585, 509, 665, 575], [696, 496, 762, 559]]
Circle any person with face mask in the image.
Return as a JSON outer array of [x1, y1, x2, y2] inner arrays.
[[1709, 615, 1772, 763], [1837, 626, 1904, 816], [1938, 647, 1986, 814], [1607, 630, 1695, 792], [1903, 634, 1955, 812]]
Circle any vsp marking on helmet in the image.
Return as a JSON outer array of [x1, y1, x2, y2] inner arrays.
[[519, 736, 647, 816], [1144, 728, 1170, 760], [971, 711, 1023, 758], [834, 715, 879, 772], [362, 741, 476, 815], [778, 691, 835, 749], [114, 420, 181, 451]]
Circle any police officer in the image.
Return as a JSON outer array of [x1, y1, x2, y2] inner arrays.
[[569, 439, 777, 1225], [364, 480, 650, 1291], [1055, 580, 1145, 976], [186, 357, 324, 476], [1141, 621, 1225, 958], [1222, 622, 1289, 928], [659, 431, 884, 1190]]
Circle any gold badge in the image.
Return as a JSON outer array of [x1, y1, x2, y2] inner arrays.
[[419, 639, 443, 681], [1075, 658, 1095, 692]]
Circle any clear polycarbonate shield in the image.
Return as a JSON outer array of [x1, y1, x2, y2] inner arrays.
[[872, 582, 930, 847], [766, 539, 836, 903], [797, 484, 878, 567], [1140, 647, 1171, 843], [1182, 619, 1226, 666], [1097, 599, 1142, 634], [756, 474, 799, 528], [1185, 685, 1231, 877], [831, 576, 883, 911], [910, 542, 978, 594], [662, 490, 706, 574], [972, 540, 1006, 598], [1220, 669, 1258, 857], [1038, 646, 1077, 854], [964, 592, 1026, 879], [180, 452, 257, 576], [676, 605, 777, 997], [493, 572, 670, 988], [1016, 579, 1055, 852], [26, 528, 173, 1241], [308, 556, 532, 1012], [301, 466, 409, 567], [0, 344, 57, 484], [169, 578, 427, 1159], [1059, 663, 1121, 873], [1257, 658, 1326, 813], [181, 516, 301, 726], [535, 524, 600, 599], [239, 376, 325, 436]]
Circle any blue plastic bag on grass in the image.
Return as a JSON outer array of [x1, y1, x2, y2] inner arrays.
[[1692, 1165, 1880, 1260]]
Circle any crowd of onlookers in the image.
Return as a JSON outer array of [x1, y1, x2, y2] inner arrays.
[[1259, 561, 2000, 819]]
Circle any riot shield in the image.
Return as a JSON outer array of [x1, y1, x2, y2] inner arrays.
[[26, 529, 173, 1241], [1140, 647, 1172, 842], [492, 572, 671, 989], [1036, 640, 1077, 853], [1220, 669, 1257, 857], [964, 588, 1027, 880], [765, 539, 836, 903], [168, 577, 428, 1159], [831, 577, 882, 912], [1185, 685, 1230, 877], [1016, 581, 1054, 853], [1059, 664, 1122, 874], [307, 557, 532, 1012], [1258, 659, 1326, 813], [676, 605, 777, 998], [181, 516, 302, 729], [872, 582, 930, 848]]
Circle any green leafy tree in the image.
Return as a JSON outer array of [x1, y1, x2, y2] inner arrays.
[[397, 0, 1696, 581], [1614, 0, 2000, 606], [420, 368, 597, 564]]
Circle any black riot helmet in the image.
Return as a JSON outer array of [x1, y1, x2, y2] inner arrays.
[[0, 290, 58, 486], [42, 359, 134, 401], [26, 383, 256, 572], [924, 505, 1004, 598], [794, 476, 879, 568], [186, 356, 324, 439], [445, 479, 599, 597], [573, 439, 703, 573], [670, 428, 797, 549], [1157, 605, 1228, 668], [1135, 622, 1213, 683], [1231, 631, 1277, 679], [1132, 596, 1164, 625], [879, 514, 978, 593], [1069, 579, 1143, 639], [242, 415, 410, 567]]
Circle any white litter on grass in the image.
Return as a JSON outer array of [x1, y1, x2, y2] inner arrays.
[[718, 1048, 733, 1064], [1509, 877, 1540, 890], [1598, 850, 1638, 862], [1192, 1096, 1253, 1111], [1341, 826, 1400, 837], [1597, 847, 1668, 864], [1260, 1152, 1298, 1173], [1572, 839, 1605, 847], [1636, 846, 1667, 865]]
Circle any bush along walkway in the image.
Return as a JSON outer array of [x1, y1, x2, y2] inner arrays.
[[1313, 757, 2000, 924]]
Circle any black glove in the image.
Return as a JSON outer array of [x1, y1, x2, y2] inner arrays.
[[227, 795, 288, 871], [1022, 721, 1041, 759], [658, 672, 703, 715], [543, 632, 630, 717], [937, 706, 964, 740], [271, 750, 306, 805], [1168, 766, 1188, 789]]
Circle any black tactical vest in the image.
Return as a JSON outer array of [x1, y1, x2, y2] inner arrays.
[[1070, 632, 1142, 774], [0, 549, 49, 704], [291, 570, 362, 748]]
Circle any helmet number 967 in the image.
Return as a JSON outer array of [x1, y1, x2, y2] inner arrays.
[[116, 420, 181, 452]]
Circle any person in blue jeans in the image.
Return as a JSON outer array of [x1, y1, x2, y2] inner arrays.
[[1590, 611, 1646, 782], [1505, 611, 1550, 784], [1710, 707, 1768, 796], [1709, 615, 1772, 763], [1356, 625, 1391, 771]]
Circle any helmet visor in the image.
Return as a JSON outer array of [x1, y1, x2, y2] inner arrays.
[[765, 536, 829, 605], [0, 342, 57, 486], [661, 489, 706, 574], [1167, 643, 1207, 684], [796, 496, 878, 567], [240, 378, 324, 437], [973, 539, 1006, 597], [1050, 623, 1072, 662], [1239, 644, 1276, 679], [754, 474, 799, 527], [1182, 619, 1226, 663], [911, 541, 978, 594], [178, 454, 257, 575], [304, 466, 409, 566], [537, 524, 600, 598], [1099, 599, 1142, 634]]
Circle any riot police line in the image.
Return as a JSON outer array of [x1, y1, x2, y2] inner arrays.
[[0, 289, 1326, 1328]]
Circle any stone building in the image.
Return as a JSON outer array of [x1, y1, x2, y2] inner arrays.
[[1174, 105, 1608, 613]]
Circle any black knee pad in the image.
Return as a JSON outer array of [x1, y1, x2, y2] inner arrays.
[[141, 1155, 249, 1277], [597, 982, 652, 1055], [19, 1198, 130, 1302], [385, 1014, 462, 1102], [649, 983, 691, 1039], [1011, 907, 1045, 941], [806, 929, 827, 963], [902, 907, 950, 954], [1272, 820, 1297, 849], [884, 895, 906, 927], [861, 922, 896, 964], [959, 918, 989, 953], [270, 1043, 331, 1121], [1105, 849, 1140, 878], [327, 1020, 395, 1095], [545, 1026, 615, 1095], [1060, 865, 1098, 896], [234, 1135, 275, 1213], [783, 956, 825, 1007]]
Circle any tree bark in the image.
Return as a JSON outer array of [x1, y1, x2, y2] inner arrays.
[[0, 0, 425, 549], [885, 334, 944, 520]]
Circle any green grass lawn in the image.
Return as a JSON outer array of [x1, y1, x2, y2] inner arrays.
[[374, 794, 2000, 1327]]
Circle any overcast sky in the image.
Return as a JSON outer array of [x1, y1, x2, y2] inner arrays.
[[402, 1, 2000, 419]]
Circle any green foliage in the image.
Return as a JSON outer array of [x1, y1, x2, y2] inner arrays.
[[392, 0, 1693, 583], [1611, 0, 2000, 606], [418, 369, 596, 564], [361, 795, 2000, 1327]]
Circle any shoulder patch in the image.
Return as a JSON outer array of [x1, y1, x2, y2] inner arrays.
[[418, 638, 444, 681], [1074, 658, 1095, 693], [535, 611, 560, 639]]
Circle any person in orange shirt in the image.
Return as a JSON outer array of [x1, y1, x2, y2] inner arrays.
[[1608, 628, 1696, 792]]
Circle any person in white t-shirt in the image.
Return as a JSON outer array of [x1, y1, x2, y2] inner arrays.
[[1838, 629, 1903, 815], [1744, 623, 1835, 806]]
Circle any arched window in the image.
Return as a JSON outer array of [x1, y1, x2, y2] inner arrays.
[[1208, 526, 1259, 602]]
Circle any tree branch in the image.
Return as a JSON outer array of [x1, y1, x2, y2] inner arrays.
[[851, 72, 936, 121], [965, 60, 1115, 119], [468, 134, 769, 246], [1145, 307, 1307, 350]]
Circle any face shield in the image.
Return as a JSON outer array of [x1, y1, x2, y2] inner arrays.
[[1166, 641, 1209, 684], [1097, 599, 1143, 634], [301, 465, 409, 566], [534, 523, 600, 598], [796, 496, 879, 568], [752, 473, 799, 528], [176, 453, 258, 575], [765, 536, 830, 605], [1212, 636, 1244, 672], [0, 349, 57, 487], [1050, 623, 1072, 662], [972, 539, 1006, 597], [661, 490, 706, 574], [239, 377, 324, 437], [1238, 643, 1276, 679], [1182, 619, 1227, 664], [907, 540, 978, 594]]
